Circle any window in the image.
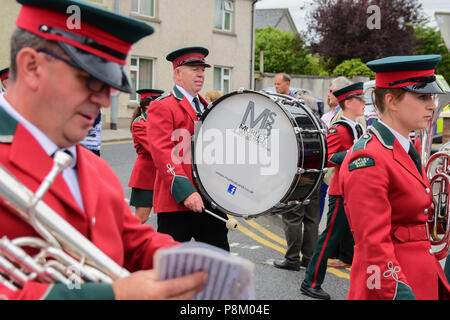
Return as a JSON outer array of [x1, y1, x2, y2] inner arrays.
[[214, 0, 234, 32], [132, 0, 155, 17], [213, 66, 231, 94], [129, 57, 154, 101]]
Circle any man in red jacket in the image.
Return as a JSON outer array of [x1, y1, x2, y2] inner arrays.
[[147, 47, 230, 251], [0, 0, 207, 300]]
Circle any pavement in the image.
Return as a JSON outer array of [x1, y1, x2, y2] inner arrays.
[[100, 128, 132, 143]]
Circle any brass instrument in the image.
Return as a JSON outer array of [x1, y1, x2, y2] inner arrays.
[[0, 151, 130, 291], [419, 88, 450, 260]]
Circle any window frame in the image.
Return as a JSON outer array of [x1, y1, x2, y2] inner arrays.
[[131, 0, 156, 18], [215, 0, 234, 32], [129, 56, 155, 102], [213, 66, 232, 94]]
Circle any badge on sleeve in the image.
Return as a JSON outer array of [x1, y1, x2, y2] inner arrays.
[[328, 128, 338, 134], [349, 157, 375, 171]]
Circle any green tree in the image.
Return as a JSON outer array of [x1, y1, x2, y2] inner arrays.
[[306, 0, 424, 72], [255, 26, 309, 74], [332, 58, 375, 79], [304, 55, 330, 76], [414, 25, 450, 83]]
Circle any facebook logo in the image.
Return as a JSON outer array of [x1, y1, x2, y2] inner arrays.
[[228, 184, 237, 195]]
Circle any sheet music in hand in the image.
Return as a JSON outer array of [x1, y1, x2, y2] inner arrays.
[[154, 242, 255, 300]]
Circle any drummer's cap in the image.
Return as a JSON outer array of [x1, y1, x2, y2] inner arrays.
[[367, 55, 444, 94], [166, 46, 211, 69], [137, 89, 164, 101], [15, 0, 154, 93], [0, 68, 9, 81], [332, 82, 364, 103]]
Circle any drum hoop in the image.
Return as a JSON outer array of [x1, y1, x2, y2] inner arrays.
[[264, 91, 328, 206], [281, 94, 328, 202], [191, 90, 325, 218]]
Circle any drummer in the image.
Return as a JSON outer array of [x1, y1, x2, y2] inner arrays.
[[301, 82, 365, 300], [146, 46, 230, 251]]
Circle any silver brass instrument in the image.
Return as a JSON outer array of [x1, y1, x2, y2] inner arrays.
[[418, 88, 450, 260], [0, 151, 130, 291]]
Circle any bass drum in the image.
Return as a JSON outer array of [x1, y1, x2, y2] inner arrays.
[[192, 90, 327, 218]]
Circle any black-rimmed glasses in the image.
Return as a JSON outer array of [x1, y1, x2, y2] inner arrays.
[[37, 49, 109, 93]]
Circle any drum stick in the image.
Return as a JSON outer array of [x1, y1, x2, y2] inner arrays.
[[203, 208, 239, 230]]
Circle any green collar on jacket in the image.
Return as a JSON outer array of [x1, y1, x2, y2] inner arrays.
[[172, 85, 185, 101], [0, 105, 18, 143], [369, 119, 395, 150]]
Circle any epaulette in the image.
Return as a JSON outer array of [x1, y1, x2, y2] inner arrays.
[[332, 119, 358, 139], [352, 132, 372, 152], [155, 92, 172, 101], [348, 133, 375, 171]]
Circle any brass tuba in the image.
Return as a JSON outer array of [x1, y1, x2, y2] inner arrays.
[[418, 87, 450, 260], [0, 151, 129, 291]]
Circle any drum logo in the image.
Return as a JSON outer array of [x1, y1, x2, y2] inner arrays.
[[240, 101, 276, 136]]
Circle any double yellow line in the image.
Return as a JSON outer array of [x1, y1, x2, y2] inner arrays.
[[229, 215, 350, 280], [102, 140, 133, 146]]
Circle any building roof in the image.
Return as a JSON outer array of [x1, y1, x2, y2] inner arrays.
[[255, 8, 298, 34]]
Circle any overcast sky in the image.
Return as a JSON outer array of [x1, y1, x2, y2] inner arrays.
[[255, 0, 450, 32]]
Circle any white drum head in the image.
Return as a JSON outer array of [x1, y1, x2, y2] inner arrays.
[[193, 91, 301, 217]]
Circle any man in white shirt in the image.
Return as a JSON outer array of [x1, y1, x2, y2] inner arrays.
[[274, 73, 296, 97]]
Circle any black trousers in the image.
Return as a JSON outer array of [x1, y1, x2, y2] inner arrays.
[[157, 209, 230, 252]]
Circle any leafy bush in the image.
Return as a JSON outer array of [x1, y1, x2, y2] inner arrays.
[[332, 58, 375, 79]]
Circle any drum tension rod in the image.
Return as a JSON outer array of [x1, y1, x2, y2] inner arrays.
[[297, 168, 328, 174], [294, 128, 326, 135]]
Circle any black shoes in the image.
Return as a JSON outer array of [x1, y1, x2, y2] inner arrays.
[[273, 259, 301, 271], [300, 281, 331, 300]]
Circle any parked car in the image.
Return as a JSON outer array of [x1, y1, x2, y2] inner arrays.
[[261, 86, 325, 117], [434, 75, 450, 143]]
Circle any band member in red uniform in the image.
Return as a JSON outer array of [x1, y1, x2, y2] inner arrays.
[[0, 67, 9, 91], [0, 0, 208, 300], [147, 47, 230, 251], [128, 89, 164, 223], [340, 55, 450, 300], [301, 82, 365, 300]]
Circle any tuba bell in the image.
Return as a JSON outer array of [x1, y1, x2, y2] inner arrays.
[[418, 84, 450, 260], [0, 151, 130, 291]]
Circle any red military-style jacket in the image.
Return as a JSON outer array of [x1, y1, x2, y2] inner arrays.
[[0, 106, 178, 300], [146, 86, 208, 213], [128, 112, 156, 190], [326, 119, 359, 196], [339, 120, 450, 300]]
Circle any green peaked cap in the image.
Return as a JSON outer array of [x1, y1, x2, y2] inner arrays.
[[333, 82, 364, 102]]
